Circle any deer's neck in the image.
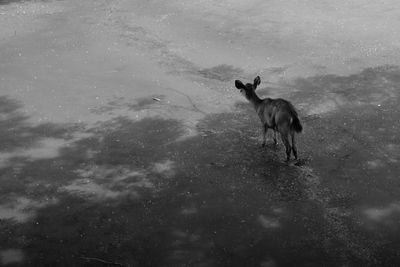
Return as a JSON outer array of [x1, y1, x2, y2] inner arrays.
[[248, 91, 263, 110]]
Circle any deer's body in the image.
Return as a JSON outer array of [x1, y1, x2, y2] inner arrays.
[[235, 76, 302, 161]]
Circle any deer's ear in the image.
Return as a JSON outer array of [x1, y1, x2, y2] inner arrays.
[[254, 76, 261, 89], [235, 80, 245, 90]]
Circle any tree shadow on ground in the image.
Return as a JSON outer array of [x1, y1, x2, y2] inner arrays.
[[1, 66, 400, 266], [0, 95, 331, 267]]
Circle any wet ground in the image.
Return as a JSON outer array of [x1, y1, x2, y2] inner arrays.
[[1, 0, 400, 266]]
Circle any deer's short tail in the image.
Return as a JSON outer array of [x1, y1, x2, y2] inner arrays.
[[291, 115, 303, 133]]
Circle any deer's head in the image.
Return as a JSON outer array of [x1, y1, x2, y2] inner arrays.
[[234, 76, 261, 101]]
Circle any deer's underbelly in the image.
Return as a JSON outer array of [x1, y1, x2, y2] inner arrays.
[[258, 112, 276, 128]]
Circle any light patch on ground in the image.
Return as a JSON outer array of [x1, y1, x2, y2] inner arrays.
[[181, 205, 198, 215], [326, 143, 344, 153], [170, 126, 200, 144], [0, 1, 64, 42], [126, 176, 154, 189], [258, 215, 280, 229], [385, 144, 400, 161], [77, 165, 154, 189], [153, 159, 176, 178], [0, 197, 58, 223], [0, 138, 69, 168], [171, 229, 201, 243], [0, 249, 25, 266], [365, 159, 384, 169], [165, 0, 400, 77], [306, 96, 347, 115], [364, 202, 400, 222], [63, 165, 157, 200], [76, 165, 146, 182], [61, 161, 177, 200], [307, 99, 338, 115], [0, 130, 89, 169], [272, 207, 283, 214], [61, 179, 129, 200]]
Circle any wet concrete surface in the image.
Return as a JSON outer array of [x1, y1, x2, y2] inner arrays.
[[1, 0, 400, 266], [1, 77, 400, 266]]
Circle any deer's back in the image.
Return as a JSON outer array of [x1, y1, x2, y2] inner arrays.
[[257, 98, 298, 128]]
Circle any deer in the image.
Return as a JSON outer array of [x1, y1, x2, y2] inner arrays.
[[235, 76, 302, 161]]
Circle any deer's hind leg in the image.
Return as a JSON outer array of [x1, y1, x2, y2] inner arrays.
[[291, 131, 298, 160], [279, 131, 291, 161]]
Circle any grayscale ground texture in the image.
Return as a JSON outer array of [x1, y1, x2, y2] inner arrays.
[[1, 0, 400, 266]]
